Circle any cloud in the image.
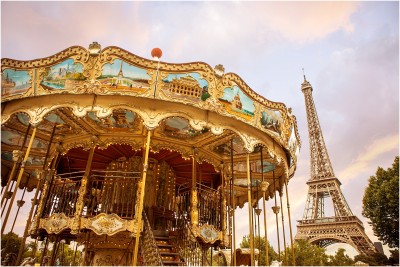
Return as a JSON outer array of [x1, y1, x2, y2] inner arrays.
[[257, 2, 358, 43], [338, 134, 399, 184]]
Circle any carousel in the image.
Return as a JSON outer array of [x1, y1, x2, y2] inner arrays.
[[1, 42, 301, 266]]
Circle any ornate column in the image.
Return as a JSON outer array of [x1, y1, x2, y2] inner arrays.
[[2, 127, 37, 235], [132, 130, 152, 266], [71, 143, 96, 234]]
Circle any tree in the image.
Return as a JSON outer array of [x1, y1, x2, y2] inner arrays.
[[240, 235, 278, 266], [362, 156, 399, 248], [354, 252, 388, 266], [327, 248, 355, 266], [284, 239, 329, 266], [1, 232, 26, 256]]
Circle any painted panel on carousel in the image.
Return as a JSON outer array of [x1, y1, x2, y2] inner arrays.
[[87, 109, 138, 129], [1, 151, 45, 166], [161, 73, 210, 101], [213, 136, 247, 156], [161, 117, 208, 140], [98, 59, 150, 91], [260, 109, 282, 135], [1, 130, 46, 149], [1, 69, 31, 97], [219, 85, 255, 120], [41, 58, 86, 90], [288, 126, 299, 157], [17, 113, 30, 126]]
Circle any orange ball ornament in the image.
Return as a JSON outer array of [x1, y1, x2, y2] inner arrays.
[[151, 48, 162, 59]]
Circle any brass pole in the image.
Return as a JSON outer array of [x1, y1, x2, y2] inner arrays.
[[191, 148, 199, 227], [1, 127, 37, 235], [279, 184, 287, 265], [285, 179, 296, 266], [1, 124, 31, 206], [132, 130, 152, 266], [230, 139, 236, 266], [10, 185, 27, 233], [17, 123, 58, 265], [272, 173, 281, 262], [260, 147, 269, 266], [247, 154, 254, 266], [39, 237, 49, 266]]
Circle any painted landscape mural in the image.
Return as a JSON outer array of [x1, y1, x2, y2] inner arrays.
[[219, 85, 255, 120], [41, 58, 86, 90], [162, 72, 210, 101], [260, 109, 282, 135], [1, 69, 31, 97], [87, 109, 137, 129], [98, 59, 150, 91], [161, 117, 207, 139]]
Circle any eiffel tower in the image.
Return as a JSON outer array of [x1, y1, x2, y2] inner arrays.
[[295, 76, 377, 255]]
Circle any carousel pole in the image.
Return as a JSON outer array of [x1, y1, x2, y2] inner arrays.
[[132, 129, 152, 266], [230, 139, 236, 266], [221, 162, 227, 247], [9, 185, 27, 233], [285, 178, 296, 266], [279, 179, 287, 265], [246, 154, 255, 266], [39, 237, 49, 266], [190, 148, 199, 228], [16, 123, 58, 265], [1, 124, 31, 206], [272, 172, 281, 262], [260, 147, 270, 266], [1, 127, 37, 235]]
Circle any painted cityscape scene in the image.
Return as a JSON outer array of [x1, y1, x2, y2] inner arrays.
[[1, 69, 31, 97], [219, 85, 255, 120], [41, 58, 86, 90], [87, 109, 137, 129], [260, 110, 282, 135], [162, 72, 210, 101], [161, 117, 206, 140], [98, 59, 150, 91]]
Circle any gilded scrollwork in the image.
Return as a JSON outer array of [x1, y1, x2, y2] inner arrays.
[[39, 213, 71, 234], [81, 213, 137, 236]]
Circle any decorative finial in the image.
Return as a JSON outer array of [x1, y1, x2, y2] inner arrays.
[[151, 48, 162, 60], [88, 41, 101, 55], [214, 64, 225, 78]]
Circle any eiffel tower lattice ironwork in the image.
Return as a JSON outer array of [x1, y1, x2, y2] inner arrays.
[[295, 77, 377, 255]]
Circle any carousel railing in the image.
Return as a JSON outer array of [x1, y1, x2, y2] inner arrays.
[[42, 171, 84, 217], [197, 185, 222, 229], [83, 170, 141, 219], [176, 183, 222, 230], [140, 211, 164, 266], [169, 212, 211, 266]]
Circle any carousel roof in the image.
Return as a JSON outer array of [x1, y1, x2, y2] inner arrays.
[[1, 42, 301, 202]]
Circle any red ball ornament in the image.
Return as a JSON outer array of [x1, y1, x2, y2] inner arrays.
[[151, 48, 162, 59]]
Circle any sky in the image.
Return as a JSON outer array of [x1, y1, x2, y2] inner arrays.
[[1, 0, 399, 260]]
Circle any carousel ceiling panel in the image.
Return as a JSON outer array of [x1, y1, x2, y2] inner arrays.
[[86, 109, 140, 131], [158, 117, 209, 141]]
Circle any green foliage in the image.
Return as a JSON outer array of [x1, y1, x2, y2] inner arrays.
[[327, 248, 355, 266], [285, 239, 329, 266], [362, 156, 399, 248], [240, 235, 278, 266], [1, 232, 25, 257], [354, 251, 388, 266]]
